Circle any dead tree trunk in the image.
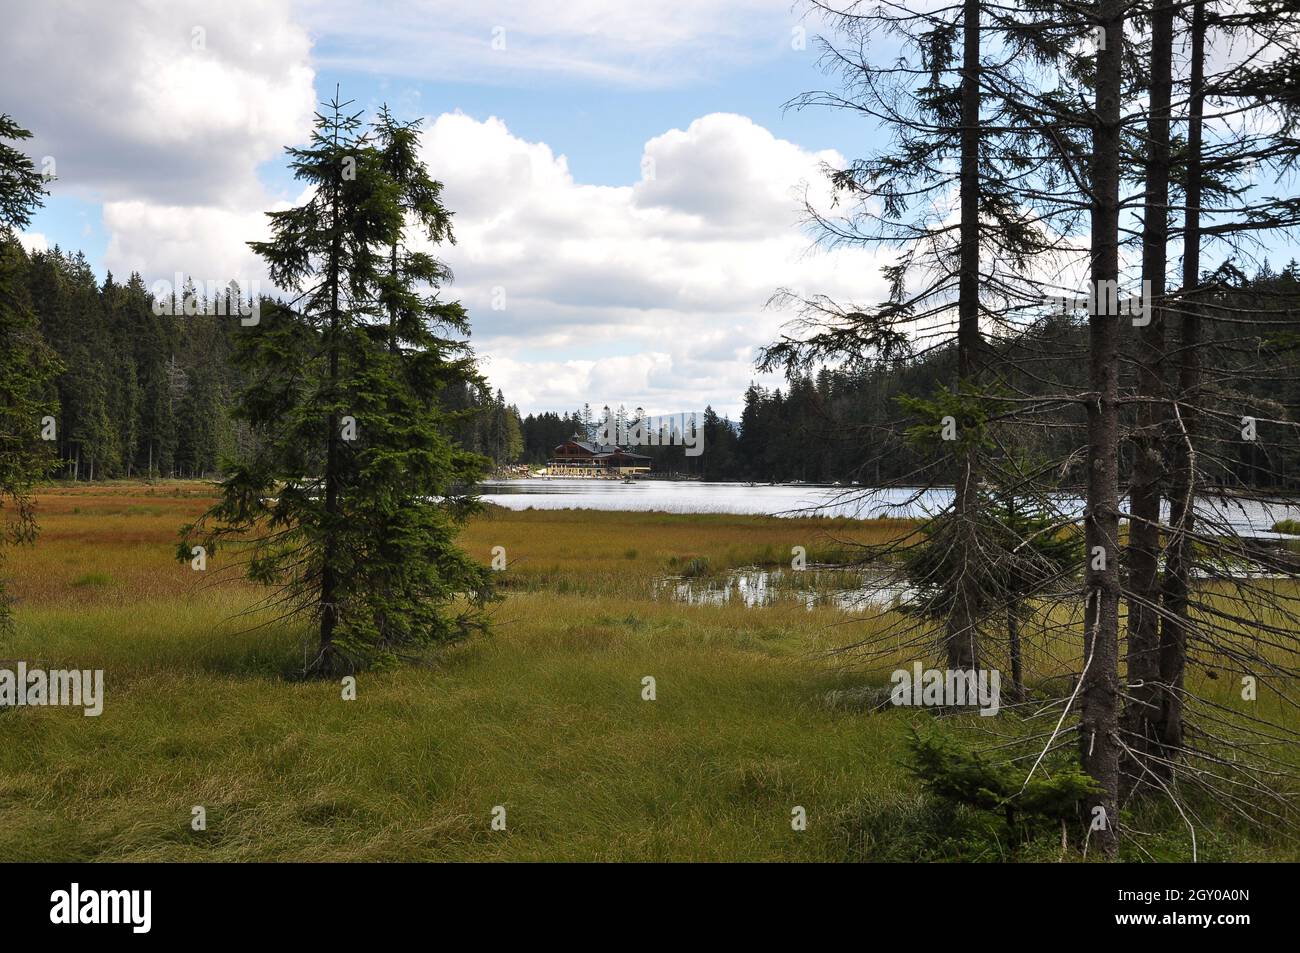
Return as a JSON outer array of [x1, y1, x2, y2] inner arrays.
[[947, 0, 983, 673], [1159, 0, 1207, 764], [1081, 0, 1125, 859], [1122, 0, 1174, 788]]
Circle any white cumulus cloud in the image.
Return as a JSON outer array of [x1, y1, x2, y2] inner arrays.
[[0, 0, 316, 284], [414, 111, 889, 416]]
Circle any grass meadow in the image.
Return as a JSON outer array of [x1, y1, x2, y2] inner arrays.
[[0, 481, 1294, 861]]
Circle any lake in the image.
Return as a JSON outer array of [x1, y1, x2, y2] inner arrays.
[[477, 478, 1300, 536]]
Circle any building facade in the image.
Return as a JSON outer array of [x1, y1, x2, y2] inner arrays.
[[547, 436, 652, 476]]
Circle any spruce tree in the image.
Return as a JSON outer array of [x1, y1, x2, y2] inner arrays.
[[0, 115, 47, 232], [0, 115, 60, 627], [181, 92, 493, 674]]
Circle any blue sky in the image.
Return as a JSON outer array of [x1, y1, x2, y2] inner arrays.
[[334, 57, 862, 187]]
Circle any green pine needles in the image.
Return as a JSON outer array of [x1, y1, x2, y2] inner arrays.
[[180, 92, 495, 675], [0, 115, 61, 630], [905, 727, 1102, 850]]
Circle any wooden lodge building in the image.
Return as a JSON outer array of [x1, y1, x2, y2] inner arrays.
[[547, 436, 652, 477]]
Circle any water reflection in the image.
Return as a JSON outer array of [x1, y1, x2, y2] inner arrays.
[[653, 566, 915, 613], [654, 563, 1291, 613]]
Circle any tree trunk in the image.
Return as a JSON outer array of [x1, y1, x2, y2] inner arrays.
[[1159, 0, 1207, 764], [319, 136, 344, 671], [1122, 0, 1174, 789], [389, 243, 399, 354], [946, 0, 982, 673], [1081, 0, 1125, 859], [1009, 609, 1023, 703], [1008, 496, 1024, 703]]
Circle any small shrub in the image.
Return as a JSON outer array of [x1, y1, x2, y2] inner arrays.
[[681, 557, 710, 578], [905, 727, 1100, 851]]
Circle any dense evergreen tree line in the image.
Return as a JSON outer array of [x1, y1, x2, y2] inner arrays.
[[715, 261, 1300, 488], [9, 247, 523, 480], [453, 385, 523, 467], [15, 252, 1297, 487], [18, 249, 249, 480]]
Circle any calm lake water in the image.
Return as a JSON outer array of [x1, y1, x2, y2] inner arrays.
[[477, 478, 1300, 535]]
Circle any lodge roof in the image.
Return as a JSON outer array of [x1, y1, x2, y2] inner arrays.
[[553, 436, 652, 461]]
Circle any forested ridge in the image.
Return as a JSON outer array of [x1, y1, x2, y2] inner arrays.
[[15, 246, 523, 480], [743, 262, 1300, 488], [19, 243, 1300, 488]]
